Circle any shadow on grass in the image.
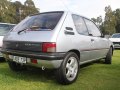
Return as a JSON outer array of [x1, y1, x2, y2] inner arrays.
[[80, 59, 105, 68], [0, 63, 56, 84], [0, 59, 105, 84], [0, 57, 5, 62], [114, 48, 120, 50]]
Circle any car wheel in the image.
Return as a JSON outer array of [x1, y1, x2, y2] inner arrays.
[[55, 52, 79, 85], [8, 61, 26, 71], [105, 47, 112, 64]]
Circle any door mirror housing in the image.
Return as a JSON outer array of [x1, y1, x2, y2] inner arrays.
[[89, 33, 93, 36]]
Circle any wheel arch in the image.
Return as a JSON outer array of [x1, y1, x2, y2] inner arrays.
[[68, 49, 80, 59], [110, 45, 114, 55]]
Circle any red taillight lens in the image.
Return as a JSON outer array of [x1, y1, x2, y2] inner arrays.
[[31, 59, 38, 64], [42, 43, 56, 52]]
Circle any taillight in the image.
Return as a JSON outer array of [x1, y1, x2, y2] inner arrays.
[[31, 59, 38, 64], [42, 43, 56, 52]]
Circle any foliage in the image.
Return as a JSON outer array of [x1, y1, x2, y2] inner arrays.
[[104, 6, 116, 35], [91, 16, 102, 27], [92, 6, 120, 35], [0, 50, 120, 90], [0, 0, 39, 24], [113, 9, 120, 33]]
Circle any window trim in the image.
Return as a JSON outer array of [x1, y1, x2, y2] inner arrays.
[[83, 17, 102, 37], [12, 12, 64, 32], [72, 14, 89, 36]]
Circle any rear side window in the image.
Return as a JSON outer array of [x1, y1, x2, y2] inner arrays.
[[72, 14, 88, 35], [84, 18, 101, 37], [13, 12, 63, 31]]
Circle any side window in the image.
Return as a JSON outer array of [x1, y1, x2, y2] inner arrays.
[[84, 19, 101, 37], [72, 14, 88, 35]]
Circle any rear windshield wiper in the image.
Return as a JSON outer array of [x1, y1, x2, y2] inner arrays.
[[18, 28, 28, 34], [17, 26, 41, 34], [18, 26, 51, 34]]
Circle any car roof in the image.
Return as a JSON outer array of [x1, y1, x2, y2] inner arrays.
[[29, 10, 91, 20], [0, 22, 16, 25]]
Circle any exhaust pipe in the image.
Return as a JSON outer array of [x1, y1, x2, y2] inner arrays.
[[42, 66, 45, 70]]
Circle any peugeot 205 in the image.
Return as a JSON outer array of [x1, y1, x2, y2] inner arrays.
[[1, 11, 113, 84]]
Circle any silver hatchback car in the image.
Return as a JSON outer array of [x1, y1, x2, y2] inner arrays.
[[1, 11, 113, 84]]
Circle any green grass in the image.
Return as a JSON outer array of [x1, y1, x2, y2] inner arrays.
[[0, 50, 120, 90]]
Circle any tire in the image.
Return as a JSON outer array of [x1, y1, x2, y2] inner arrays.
[[8, 61, 26, 71], [105, 47, 112, 64], [55, 52, 79, 85]]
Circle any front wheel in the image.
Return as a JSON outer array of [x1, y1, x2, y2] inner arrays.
[[55, 52, 79, 85], [105, 47, 113, 64]]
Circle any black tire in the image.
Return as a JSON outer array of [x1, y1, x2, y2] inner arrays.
[[8, 61, 26, 71], [0, 57, 5, 62], [55, 52, 79, 85], [105, 47, 112, 64]]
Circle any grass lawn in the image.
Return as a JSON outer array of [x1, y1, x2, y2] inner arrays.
[[0, 50, 120, 90]]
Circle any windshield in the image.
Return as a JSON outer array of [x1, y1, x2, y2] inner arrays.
[[111, 33, 120, 38], [12, 12, 63, 32], [0, 24, 14, 36]]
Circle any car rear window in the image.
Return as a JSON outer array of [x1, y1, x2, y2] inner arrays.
[[12, 12, 63, 32]]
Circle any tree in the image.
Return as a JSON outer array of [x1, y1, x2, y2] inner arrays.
[[104, 6, 116, 35], [0, 0, 39, 23], [113, 9, 120, 33], [11, 1, 23, 23], [24, 0, 35, 7], [0, 0, 14, 23], [96, 16, 102, 26], [91, 18, 97, 23], [23, 0, 39, 17], [91, 16, 102, 27]]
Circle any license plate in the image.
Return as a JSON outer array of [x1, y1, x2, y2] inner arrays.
[[13, 56, 27, 64]]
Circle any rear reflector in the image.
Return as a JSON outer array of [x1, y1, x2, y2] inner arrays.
[[42, 43, 56, 52], [31, 59, 38, 64]]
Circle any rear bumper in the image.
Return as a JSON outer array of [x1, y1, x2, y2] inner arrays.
[[1, 49, 66, 69], [1, 49, 65, 60]]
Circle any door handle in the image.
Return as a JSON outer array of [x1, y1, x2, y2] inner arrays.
[[64, 31, 75, 35], [65, 27, 73, 31], [91, 39, 94, 42]]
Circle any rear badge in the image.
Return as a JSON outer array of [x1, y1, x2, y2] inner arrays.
[[15, 44, 19, 47]]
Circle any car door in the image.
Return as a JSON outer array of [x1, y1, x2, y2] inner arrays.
[[84, 18, 109, 60], [72, 15, 94, 62]]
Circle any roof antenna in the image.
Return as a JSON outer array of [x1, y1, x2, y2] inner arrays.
[[59, 0, 70, 11]]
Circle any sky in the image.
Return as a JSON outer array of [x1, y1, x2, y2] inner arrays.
[[12, 0, 120, 19]]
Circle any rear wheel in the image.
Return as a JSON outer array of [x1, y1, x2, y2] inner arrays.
[[55, 52, 79, 85], [8, 61, 26, 71], [105, 47, 112, 64]]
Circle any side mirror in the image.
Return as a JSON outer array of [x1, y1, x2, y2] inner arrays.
[[89, 34, 93, 36]]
